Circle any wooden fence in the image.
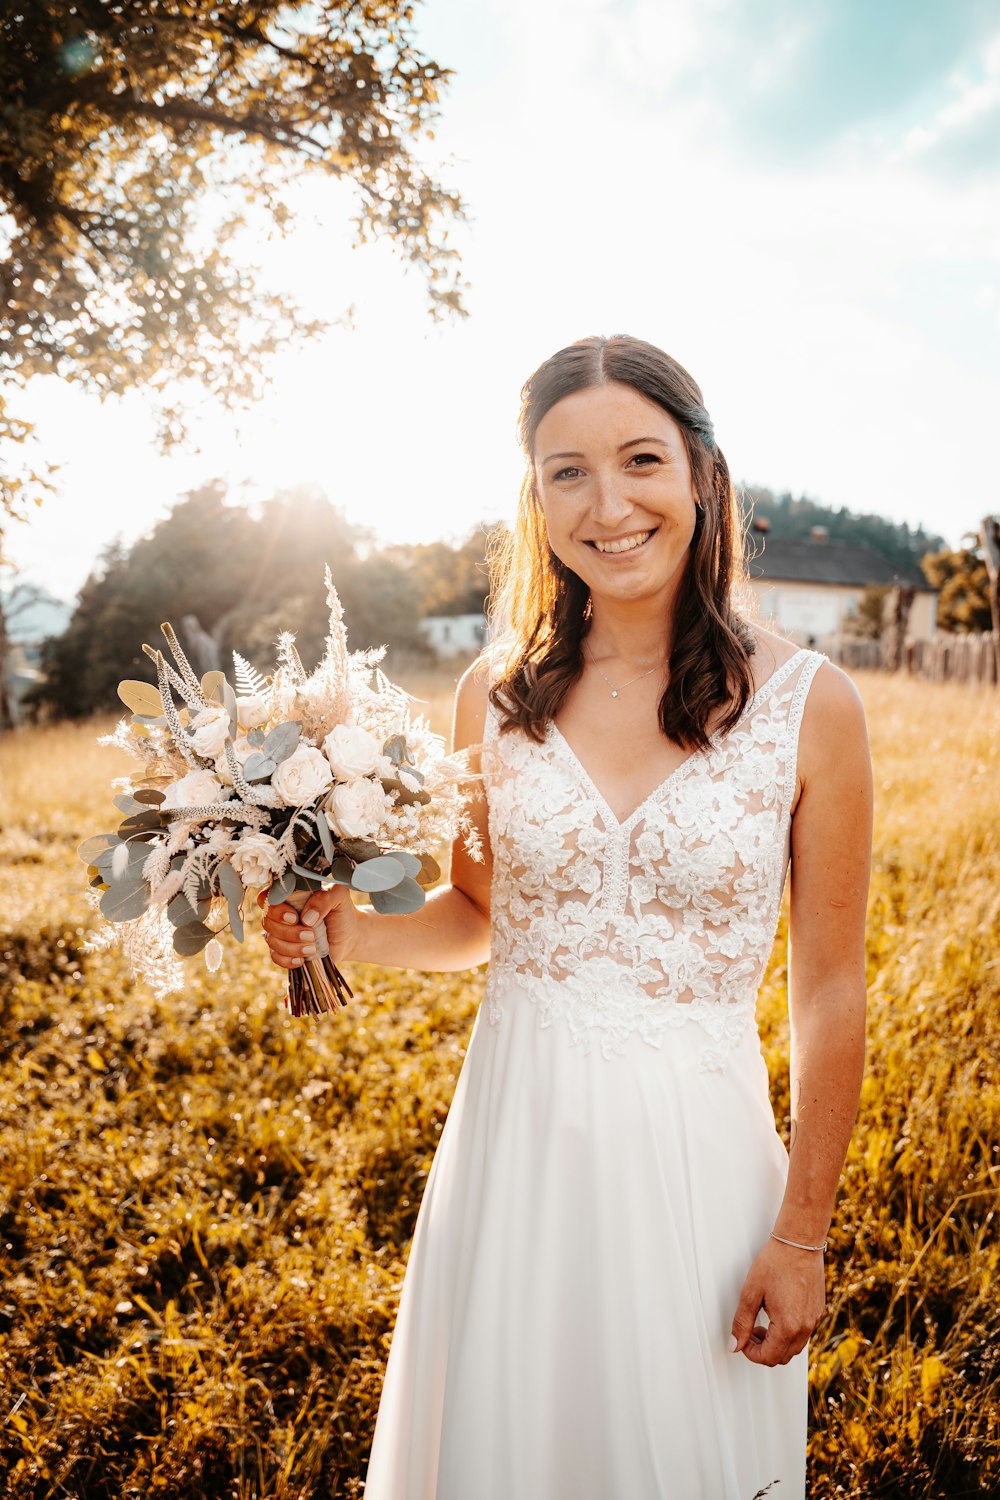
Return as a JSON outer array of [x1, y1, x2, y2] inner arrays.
[[829, 632, 999, 686]]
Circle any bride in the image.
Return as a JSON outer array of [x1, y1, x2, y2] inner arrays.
[[260, 334, 873, 1499]]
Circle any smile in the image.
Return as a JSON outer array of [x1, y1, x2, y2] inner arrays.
[[587, 528, 658, 555]]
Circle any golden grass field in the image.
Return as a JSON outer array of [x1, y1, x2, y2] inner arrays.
[[1, 664, 997, 1498]]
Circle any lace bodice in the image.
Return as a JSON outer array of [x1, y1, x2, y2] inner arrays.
[[479, 648, 825, 1072]]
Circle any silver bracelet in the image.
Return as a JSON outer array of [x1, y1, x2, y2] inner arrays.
[[770, 1231, 829, 1253]]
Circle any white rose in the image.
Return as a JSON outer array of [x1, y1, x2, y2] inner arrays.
[[236, 694, 270, 730], [162, 769, 229, 809], [187, 703, 232, 759], [229, 832, 285, 887], [270, 743, 334, 807], [214, 734, 255, 787], [323, 723, 383, 781], [326, 778, 388, 839]]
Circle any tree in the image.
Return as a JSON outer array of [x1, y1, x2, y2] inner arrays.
[[742, 487, 945, 576], [384, 526, 496, 617], [0, 0, 468, 544], [920, 546, 994, 633], [23, 480, 429, 719]]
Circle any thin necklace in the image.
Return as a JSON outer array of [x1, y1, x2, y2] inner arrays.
[[584, 640, 664, 699]]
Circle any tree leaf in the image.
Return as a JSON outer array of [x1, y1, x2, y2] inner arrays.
[[351, 854, 405, 892], [416, 852, 441, 887]]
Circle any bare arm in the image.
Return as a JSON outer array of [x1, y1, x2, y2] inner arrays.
[[258, 658, 494, 972], [731, 662, 873, 1365]]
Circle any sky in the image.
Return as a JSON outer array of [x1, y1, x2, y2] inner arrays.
[[7, 0, 1000, 602]]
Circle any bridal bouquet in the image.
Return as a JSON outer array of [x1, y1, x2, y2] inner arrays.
[[79, 568, 481, 1017]]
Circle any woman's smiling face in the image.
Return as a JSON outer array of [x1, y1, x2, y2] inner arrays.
[[532, 381, 700, 607]]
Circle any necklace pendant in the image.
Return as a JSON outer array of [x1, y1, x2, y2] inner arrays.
[[611, 689, 619, 698]]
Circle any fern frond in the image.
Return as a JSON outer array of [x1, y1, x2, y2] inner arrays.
[[232, 651, 269, 698]]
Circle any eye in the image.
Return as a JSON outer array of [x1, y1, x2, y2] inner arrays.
[[552, 466, 583, 482], [629, 452, 663, 467]]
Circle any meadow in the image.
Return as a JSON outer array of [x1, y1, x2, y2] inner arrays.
[[0, 664, 997, 1498]]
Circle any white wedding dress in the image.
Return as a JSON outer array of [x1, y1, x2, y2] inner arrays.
[[363, 647, 825, 1500]]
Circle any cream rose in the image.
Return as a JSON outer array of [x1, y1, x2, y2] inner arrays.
[[187, 703, 232, 759], [323, 723, 383, 781], [236, 694, 269, 730], [270, 743, 334, 807], [229, 832, 285, 887], [326, 778, 388, 839], [162, 768, 229, 809]]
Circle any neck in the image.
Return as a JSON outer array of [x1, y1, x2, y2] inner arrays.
[[584, 591, 679, 668]]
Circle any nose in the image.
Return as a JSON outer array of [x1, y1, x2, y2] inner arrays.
[[589, 470, 634, 529]]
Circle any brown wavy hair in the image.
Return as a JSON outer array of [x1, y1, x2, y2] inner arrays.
[[484, 333, 757, 750]]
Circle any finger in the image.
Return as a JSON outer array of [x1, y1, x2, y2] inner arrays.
[[262, 905, 304, 935], [730, 1286, 764, 1353]]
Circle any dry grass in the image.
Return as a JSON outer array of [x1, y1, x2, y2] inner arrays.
[[1, 665, 997, 1498]]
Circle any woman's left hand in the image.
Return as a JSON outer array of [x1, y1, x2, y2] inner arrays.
[[729, 1239, 826, 1365]]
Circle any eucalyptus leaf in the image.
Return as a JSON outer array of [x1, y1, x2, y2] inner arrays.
[[118, 679, 164, 716], [77, 833, 118, 864], [416, 852, 441, 888], [117, 809, 163, 838], [100, 878, 150, 923], [203, 671, 239, 735], [351, 854, 406, 893], [389, 850, 422, 878], [267, 870, 297, 905], [383, 734, 406, 766], [262, 720, 301, 764], [291, 862, 326, 888], [216, 861, 243, 905], [172, 922, 215, 956], [338, 837, 382, 862], [133, 788, 166, 806], [132, 713, 169, 727], [113, 793, 144, 815], [369, 876, 426, 915], [246, 728, 266, 747], [167, 889, 211, 927], [243, 752, 277, 782], [314, 809, 334, 862], [382, 777, 431, 808], [326, 856, 355, 885]]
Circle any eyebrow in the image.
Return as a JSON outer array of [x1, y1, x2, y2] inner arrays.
[[540, 436, 671, 466]]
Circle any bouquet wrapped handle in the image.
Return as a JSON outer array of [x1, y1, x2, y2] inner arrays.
[[286, 888, 331, 960], [280, 886, 353, 1018]]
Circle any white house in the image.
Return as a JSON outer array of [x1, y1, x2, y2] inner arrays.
[[742, 525, 936, 649], [418, 613, 488, 657]]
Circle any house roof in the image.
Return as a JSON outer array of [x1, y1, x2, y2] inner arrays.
[[744, 535, 933, 591]]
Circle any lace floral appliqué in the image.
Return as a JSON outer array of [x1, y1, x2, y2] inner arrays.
[[480, 651, 825, 1073]]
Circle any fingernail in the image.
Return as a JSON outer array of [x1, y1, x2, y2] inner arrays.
[[729, 1334, 739, 1353], [301, 910, 320, 927], [281, 912, 298, 924], [302, 946, 317, 958], [292, 958, 303, 966]]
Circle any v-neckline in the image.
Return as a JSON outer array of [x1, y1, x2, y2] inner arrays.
[[547, 648, 810, 833]]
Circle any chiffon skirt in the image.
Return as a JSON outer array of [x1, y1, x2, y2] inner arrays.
[[362, 975, 809, 1500]]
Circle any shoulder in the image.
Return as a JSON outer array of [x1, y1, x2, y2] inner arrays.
[[452, 652, 493, 754], [796, 656, 871, 795]]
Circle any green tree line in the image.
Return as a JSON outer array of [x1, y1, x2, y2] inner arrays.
[[23, 482, 495, 720]]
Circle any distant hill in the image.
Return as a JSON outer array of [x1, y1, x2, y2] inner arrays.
[[739, 486, 946, 577]]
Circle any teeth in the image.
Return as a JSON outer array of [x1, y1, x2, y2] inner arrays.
[[592, 529, 654, 554]]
